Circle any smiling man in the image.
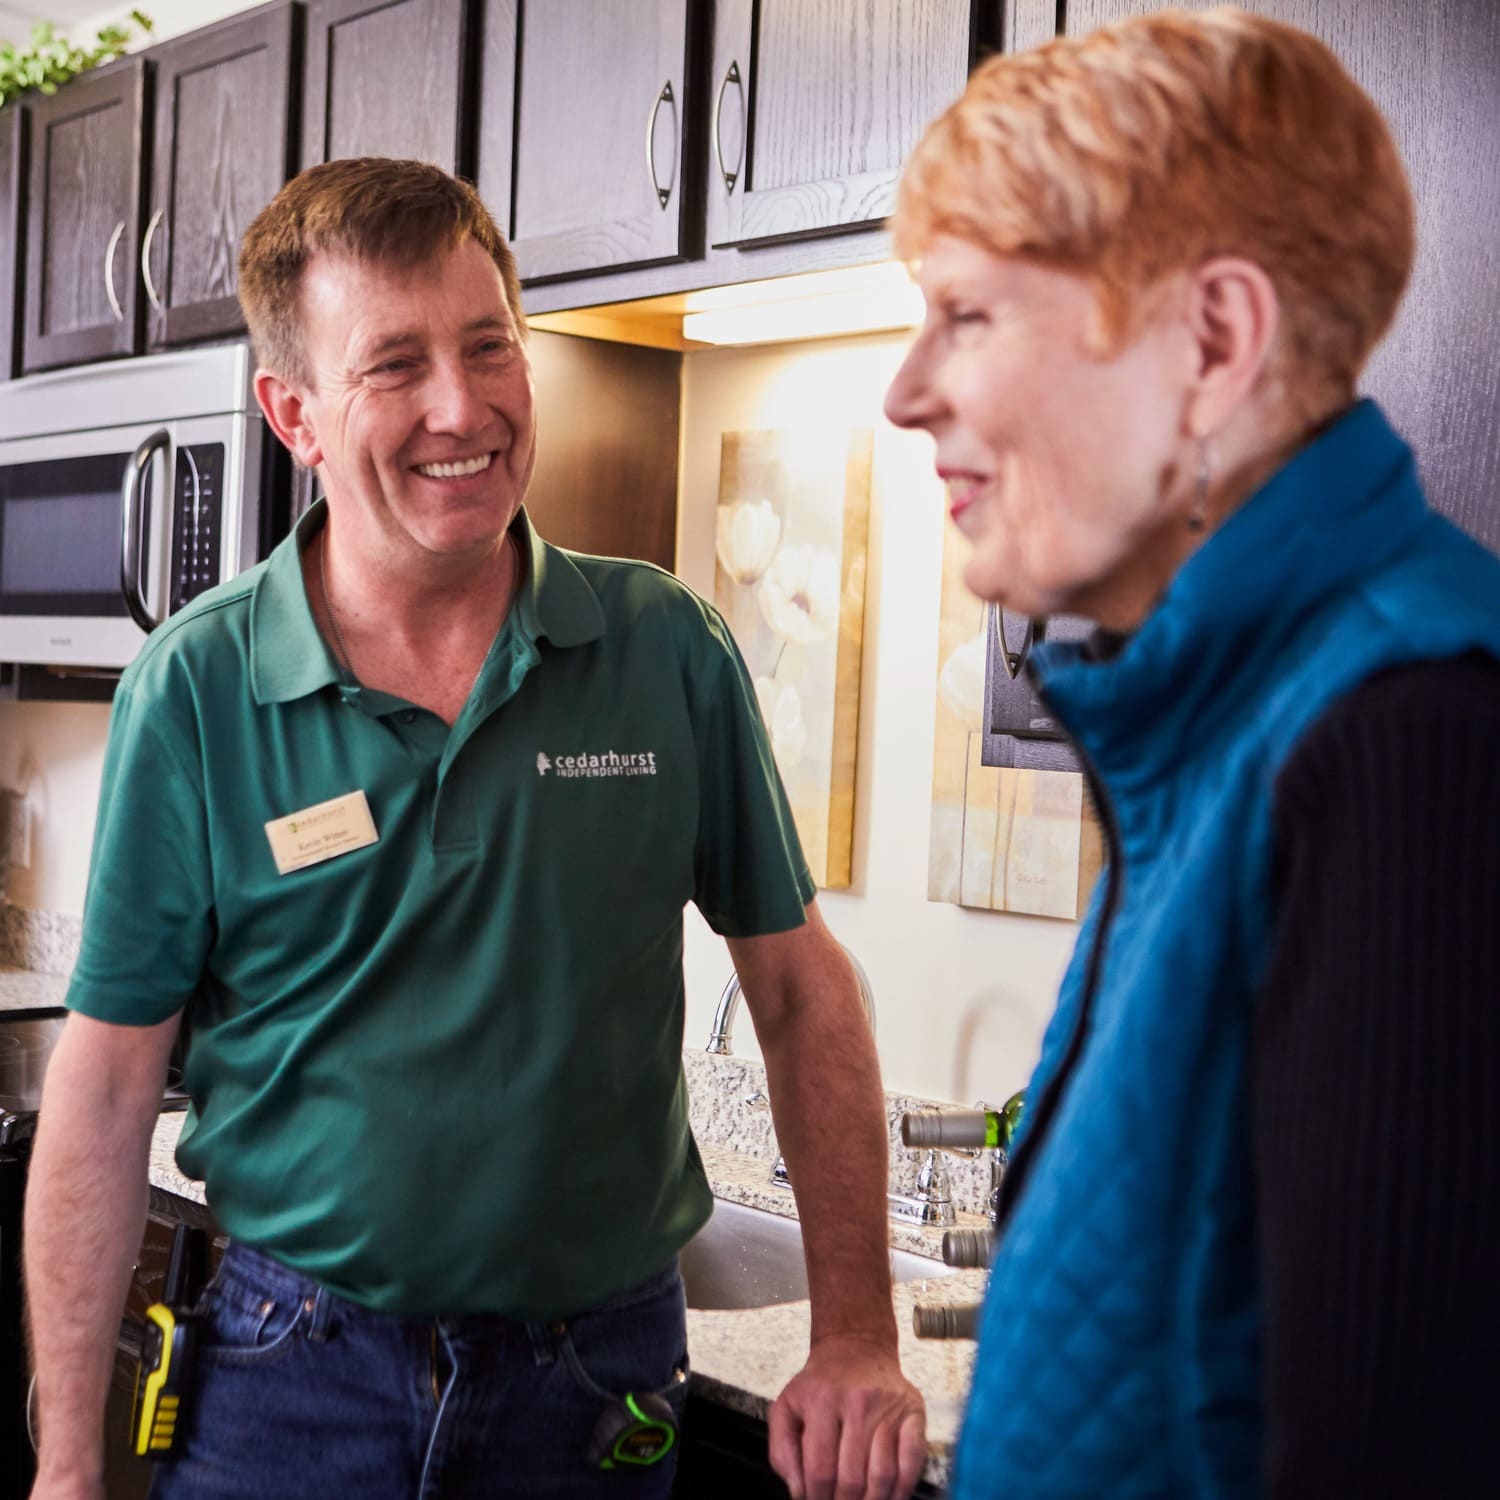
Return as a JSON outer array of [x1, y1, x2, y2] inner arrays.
[[24, 160, 924, 1500]]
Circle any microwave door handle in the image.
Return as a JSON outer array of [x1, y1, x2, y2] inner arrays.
[[120, 428, 171, 633]]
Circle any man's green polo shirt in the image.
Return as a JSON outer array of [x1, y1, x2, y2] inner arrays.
[[66, 502, 814, 1319]]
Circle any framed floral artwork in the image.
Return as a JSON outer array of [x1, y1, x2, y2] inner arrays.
[[714, 429, 872, 888]]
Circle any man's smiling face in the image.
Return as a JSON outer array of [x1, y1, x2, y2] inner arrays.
[[294, 238, 536, 569]]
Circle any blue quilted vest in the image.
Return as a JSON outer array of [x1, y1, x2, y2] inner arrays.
[[950, 402, 1500, 1498]]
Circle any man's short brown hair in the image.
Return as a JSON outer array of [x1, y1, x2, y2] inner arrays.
[[238, 157, 525, 384], [892, 7, 1415, 423]]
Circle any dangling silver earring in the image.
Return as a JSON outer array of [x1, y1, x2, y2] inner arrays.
[[1188, 436, 1213, 533]]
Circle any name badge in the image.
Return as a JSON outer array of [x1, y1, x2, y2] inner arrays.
[[264, 790, 379, 875]]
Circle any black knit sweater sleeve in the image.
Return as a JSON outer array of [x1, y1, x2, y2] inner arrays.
[[1252, 650, 1500, 1498]]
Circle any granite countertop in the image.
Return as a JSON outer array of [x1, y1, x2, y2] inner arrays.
[[146, 1112, 985, 1487], [0, 965, 69, 1011]]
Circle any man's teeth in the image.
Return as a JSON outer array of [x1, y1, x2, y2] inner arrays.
[[416, 453, 492, 479]]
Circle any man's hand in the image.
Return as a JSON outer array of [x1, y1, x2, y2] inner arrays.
[[768, 1333, 928, 1500]]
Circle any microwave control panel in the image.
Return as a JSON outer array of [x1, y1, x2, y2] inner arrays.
[[169, 443, 225, 615]]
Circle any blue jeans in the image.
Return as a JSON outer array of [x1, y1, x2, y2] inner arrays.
[[148, 1242, 690, 1499]]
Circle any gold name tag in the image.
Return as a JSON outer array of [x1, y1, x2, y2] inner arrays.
[[264, 790, 379, 875]]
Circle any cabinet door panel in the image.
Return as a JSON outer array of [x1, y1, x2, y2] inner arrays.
[[148, 2, 298, 348], [1063, 0, 1500, 552], [22, 60, 146, 372], [303, 0, 467, 169], [479, 0, 692, 284], [709, 0, 972, 248], [0, 106, 24, 380]]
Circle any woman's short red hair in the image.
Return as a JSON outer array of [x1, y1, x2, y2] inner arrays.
[[892, 6, 1415, 418]]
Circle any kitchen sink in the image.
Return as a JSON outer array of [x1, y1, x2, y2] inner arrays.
[[680, 1197, 957, 1311]]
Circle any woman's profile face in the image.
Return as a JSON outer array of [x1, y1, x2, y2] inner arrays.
[[885, 236, 1198, 627]]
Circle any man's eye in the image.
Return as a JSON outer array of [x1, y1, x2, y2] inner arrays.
[[473, 339, 511, 357], [944, 306, 987, 328], [373, 358, 414, 377]]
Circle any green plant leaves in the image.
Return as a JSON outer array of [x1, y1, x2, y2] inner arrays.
[[0, 11, 154, 110]]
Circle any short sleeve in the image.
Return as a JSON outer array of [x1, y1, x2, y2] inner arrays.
[[65, 683, 215, 1026], [685, 603, 815, 937]]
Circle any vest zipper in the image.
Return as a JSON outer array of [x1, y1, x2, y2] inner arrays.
[[992, 697, 1125, 1234]]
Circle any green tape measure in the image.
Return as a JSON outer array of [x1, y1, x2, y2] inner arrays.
[[587, 1390, 679, 1470]]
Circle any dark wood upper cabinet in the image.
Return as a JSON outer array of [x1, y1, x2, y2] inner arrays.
[[145, 2, 299, 349], [0, 106, 24, 380], [302, 0, 469, 170], [475, 0, 695, 284], [1064, 0, 1500, 553], [21, 57, 147, 373], [707, 0, 974, 249]]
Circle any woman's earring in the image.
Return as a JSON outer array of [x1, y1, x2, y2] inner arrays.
[[1188, 436, 1213, 533]]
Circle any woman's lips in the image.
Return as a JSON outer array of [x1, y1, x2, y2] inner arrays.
[[942, 473, 986, 527]]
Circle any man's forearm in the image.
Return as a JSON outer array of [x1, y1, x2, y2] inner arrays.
[[757, 969, 897, 1349], [24, 1065, 156, 1486]]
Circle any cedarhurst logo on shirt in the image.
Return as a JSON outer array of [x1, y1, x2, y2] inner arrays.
[[538, 749, 659, 779]]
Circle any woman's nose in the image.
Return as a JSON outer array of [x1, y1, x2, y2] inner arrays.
[[884, 338, 940, 431]]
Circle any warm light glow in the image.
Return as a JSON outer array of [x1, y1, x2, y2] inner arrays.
[[681, 264, 925, 346]]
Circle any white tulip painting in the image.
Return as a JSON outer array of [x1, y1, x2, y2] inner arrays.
[[714, 429, 873, 888], [716, 498, 782, 585]]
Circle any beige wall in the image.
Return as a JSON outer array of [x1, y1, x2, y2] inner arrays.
[[0, 700, 110, 913], [72, 1, 254, 46]]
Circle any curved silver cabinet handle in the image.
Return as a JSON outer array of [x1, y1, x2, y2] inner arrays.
[[104, 219, 126, 322], [141, 208, 166, 313], [711, 60, 744, 195], [121, 428, 171, 633], [990, 604, 1036, 681], [26, 1373, 38, 1450], [645, 79, 676, 210]]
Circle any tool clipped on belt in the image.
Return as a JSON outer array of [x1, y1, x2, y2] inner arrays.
[[586, 1369, 686, 1472], [132, 1222, 209, 1460]]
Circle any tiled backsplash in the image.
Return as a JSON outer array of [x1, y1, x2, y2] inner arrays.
[[0, 903, 82, 976]]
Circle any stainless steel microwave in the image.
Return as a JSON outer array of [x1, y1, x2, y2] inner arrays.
[[0, 344, 287, 670]]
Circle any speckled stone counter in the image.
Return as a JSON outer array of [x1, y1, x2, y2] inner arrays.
[[0, 903, 79, 1011], [683, 1047, 997, 1221], [0, 964, 69, 1011], [0, 904, 81, 977]]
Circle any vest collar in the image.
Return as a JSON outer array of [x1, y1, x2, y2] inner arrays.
[[1031, 400, 1429, 786]]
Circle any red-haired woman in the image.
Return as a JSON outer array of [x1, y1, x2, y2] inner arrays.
[[885, 9, 1500, 1497]]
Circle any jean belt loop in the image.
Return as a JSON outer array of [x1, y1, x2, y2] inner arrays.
[[306, 1283, 335, 1344], [529, 1319, 561, 1368]]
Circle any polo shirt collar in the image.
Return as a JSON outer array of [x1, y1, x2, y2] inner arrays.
[[249, 502, 605, 707], [250, 501, 342, 706], [513, 507, 606, 650]]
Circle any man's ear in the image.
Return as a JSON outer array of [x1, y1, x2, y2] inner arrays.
[[1182, 256, 1281, 438], [255, 369, 324, 470]]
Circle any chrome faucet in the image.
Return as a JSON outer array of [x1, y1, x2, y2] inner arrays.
[[706, 948, 955, 1223], [708, 944, 875, 1192]]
